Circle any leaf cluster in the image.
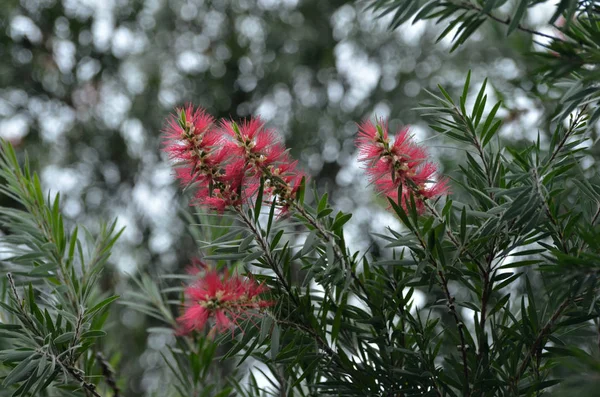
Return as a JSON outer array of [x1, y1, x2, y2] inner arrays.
[[0, 141, 122, 396]]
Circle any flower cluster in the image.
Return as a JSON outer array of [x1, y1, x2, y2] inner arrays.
[[162, 105, 306, 212], [177, 270, 272, 335], [356, 119, 448, 212]]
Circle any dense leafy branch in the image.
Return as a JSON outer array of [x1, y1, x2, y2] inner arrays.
[[0, 140, 122, 396]]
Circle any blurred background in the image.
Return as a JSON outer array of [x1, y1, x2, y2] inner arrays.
[[0, 0, 568, 394]]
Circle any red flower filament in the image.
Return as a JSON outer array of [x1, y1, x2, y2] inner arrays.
[[177, 270, 272, 335], [162, 105, 307, 212], [356, 119, 448, 212]]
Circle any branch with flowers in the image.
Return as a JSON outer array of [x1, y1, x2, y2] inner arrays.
[[2, 3, 600, 394], [2, 76, 599, 394], [113, 60, 599, 395]]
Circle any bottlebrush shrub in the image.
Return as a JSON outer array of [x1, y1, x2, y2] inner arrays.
[[126, 72, 597, 396], [1, 82, 599, 397]]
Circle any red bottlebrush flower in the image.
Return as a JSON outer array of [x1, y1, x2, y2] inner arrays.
[[356, 120, 449, 214], [162, 105, 223, 189], [261, 141, 287, 168], [163, 105, 309, 213], [418, 177, 450, 200], [177, 270, 272, 335], [221, 118, 285, 169], [357, 120, 388, 160], [162, 104, 215, 160], [388, 178, 450, 213], [223, 117, 264, 141], [356, 119, 390, 163], [264, 154, 306, 209]]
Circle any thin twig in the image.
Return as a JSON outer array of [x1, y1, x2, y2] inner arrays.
[[547, 105, 588, 166], [408, 228, 471, 395], [235, 208, 337, 361], [272, 316, 337, 359], [592, 204, 600, 226], [451, 105, 494, 192], [236, 208, 298, 306], [438, 269, 470, 396], [7, 273, 21, 308], [63, 363, 103, 397], [6, 273, 41, 337], [96, 352, 120, 397], [457, 1, 565, 42], [514, 297, 571, 384], [477, 249, 493, 361]]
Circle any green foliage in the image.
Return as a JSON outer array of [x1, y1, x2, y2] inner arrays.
[[365, 0, 584, 38], [366, 0, 600, 131], [116, 1, 600, 394], [0, 140, 122, 396], [124, 80, 600, 393], [1, 0, 599, 396]]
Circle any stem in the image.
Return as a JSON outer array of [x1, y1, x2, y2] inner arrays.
[[63, 363, 103, 397], [452, 105, 494, 192], [592, 205, 600, 225], [408, 229, 471, 395], [235, 208, 298, 306], [290, 201, 369, 298], [6, 273, 43, 338], [514, 298, 571, 384], [236, 207, 338, 361], [272, 316, 337, 359], [477, 261, 491, 360], [547, 105, 588, 166], [96, 352, 120, 397], [438, 102, 498, 359], [456, 1, 565, 42], [438, 269, 471, 396]]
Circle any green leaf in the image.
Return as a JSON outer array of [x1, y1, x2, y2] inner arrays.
[[243, 251, 264, 263], [271, 324, 280, 360], [332, 212, 352, 231], [331, 304, 343, 343], [301, 230, 317, 255], [317, 193, 328, 213], [507, 0, 529, 35], [254, 178, 264, 222], [81, 330, 107, 338], [53, 332, 75, 344], [3, 353, 39, 387], [239, 234, 255, 252], [461, 70, 471, 111], [85, 295, 119, 320]]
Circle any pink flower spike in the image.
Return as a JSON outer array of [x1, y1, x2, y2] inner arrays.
[[222, 117, 264, 141], [356, 119, 389, 162], [162, 104, 214, 147], [355, 118, 449, 214], [176, 305, 209, 335], [214, 310, 233, 331], [420, 178, 450, 200], [176, 270, 273, 336]]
